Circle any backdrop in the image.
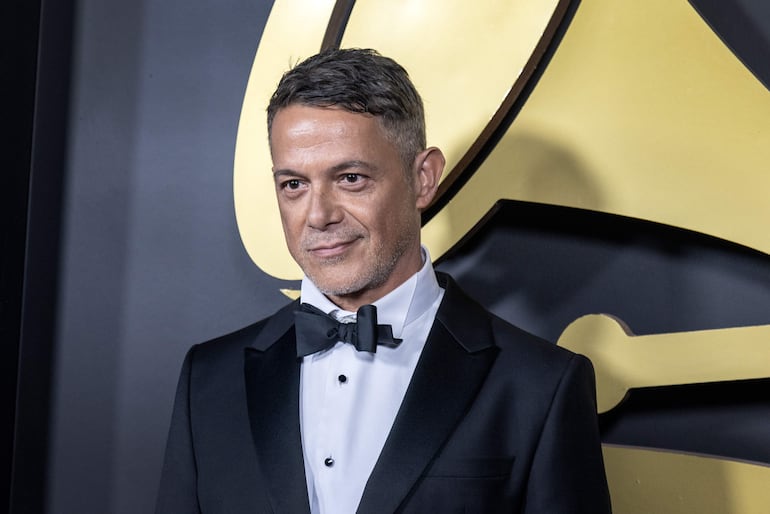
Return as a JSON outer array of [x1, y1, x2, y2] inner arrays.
[[10, 0, 770, 513]]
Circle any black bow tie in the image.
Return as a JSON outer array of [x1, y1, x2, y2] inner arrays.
[[294, 303, 402, 357]]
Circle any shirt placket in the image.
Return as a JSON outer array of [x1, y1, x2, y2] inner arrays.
[[316, 343, 357, 512]]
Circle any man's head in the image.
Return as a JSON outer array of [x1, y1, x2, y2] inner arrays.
[[267, 48, 445, 310], [267, 48, 426, 172]]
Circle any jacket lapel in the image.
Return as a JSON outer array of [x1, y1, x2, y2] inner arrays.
[[356, 274, 500, 514], [244, 300, 311, 514]]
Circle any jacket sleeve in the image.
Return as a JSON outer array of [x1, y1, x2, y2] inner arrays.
[[155, 346, 201, 514], [523, 353, 612, 513]]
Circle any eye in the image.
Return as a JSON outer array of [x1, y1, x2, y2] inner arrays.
[[343, 174, 360, 183], [284, 179, 301, 190]]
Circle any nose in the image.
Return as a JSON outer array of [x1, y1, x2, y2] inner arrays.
[[306, 185, 342, 229]]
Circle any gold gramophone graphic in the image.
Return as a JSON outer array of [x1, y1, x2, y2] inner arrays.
[[233, 1, 770, 512]]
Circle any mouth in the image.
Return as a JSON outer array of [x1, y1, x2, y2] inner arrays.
[[306, 239, 358, 259]]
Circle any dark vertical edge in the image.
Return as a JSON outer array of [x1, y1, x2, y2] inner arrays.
[[0, 0, 43, 511], [422, 0, 580, 224], [9, 0, 76, 511], [320, 0, 356, 51]]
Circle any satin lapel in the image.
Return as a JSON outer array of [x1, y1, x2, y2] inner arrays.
[[244, 301, 311, 514], [356, 276, 499, 514]]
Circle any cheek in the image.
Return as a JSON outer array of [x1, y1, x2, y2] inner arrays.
[[279, 208, 302, 243], [278, 197, 303, 224], [372, 202, 415, 243]]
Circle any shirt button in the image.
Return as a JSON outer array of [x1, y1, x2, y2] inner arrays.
[[324, 457, 334, 467], [338, 374, 347, 383]]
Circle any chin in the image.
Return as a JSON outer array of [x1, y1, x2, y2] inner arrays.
[[313, 278, 367, 298], [303, 253, 399, 299], [307, 268, 376, 298]]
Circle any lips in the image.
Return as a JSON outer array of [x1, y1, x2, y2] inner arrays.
[[306, 239, 357, 258]]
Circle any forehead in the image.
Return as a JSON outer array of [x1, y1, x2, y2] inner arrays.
[[269, 105, 396, 160]]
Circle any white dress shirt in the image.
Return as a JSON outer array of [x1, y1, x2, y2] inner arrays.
[[298, 248, 444, 514]]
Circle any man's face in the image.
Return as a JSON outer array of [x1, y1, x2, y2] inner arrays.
[[270, 105, 434, 309]]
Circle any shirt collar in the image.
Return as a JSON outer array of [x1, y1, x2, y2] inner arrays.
[[299, 246, 442, 339]]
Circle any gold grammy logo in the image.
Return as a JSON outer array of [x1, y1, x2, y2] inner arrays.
[[233, 1, 770, 512]]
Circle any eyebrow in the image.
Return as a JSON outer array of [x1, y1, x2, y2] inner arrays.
[[272, 168, 304, 180], [272, 160, 377, 179]]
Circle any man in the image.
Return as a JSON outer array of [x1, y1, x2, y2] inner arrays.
[[156, 48, 611, 513]]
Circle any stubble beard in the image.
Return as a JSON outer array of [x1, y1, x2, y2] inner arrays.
[[300, 223, 418, 299]]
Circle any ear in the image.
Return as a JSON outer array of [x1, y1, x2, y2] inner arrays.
[[413, 147, 445, 210]]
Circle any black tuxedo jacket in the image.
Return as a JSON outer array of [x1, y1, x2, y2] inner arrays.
[[156, 273, 611, 513]]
